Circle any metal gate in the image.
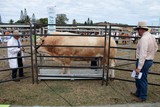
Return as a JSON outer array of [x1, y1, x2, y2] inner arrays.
[[107, 24, 160, 86], [33, 24, 109, 85], [0, 24, 34, 83]]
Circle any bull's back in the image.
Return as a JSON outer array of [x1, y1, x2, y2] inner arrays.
[[44, 36, 116, 57]]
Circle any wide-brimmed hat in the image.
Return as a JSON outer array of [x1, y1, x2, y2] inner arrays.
[[134, 21, 149, 31], [13, 30, 20, 35]]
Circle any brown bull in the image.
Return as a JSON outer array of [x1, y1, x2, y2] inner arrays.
[[35, 32, 117, 78]]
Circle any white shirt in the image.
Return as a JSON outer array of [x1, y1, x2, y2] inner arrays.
[[0, 36, 1, 41], [7, 37, 23, 68], [136, 31, 158, 69]]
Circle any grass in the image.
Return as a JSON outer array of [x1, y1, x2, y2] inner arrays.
[[0, 79, 159, 106], [0, 41, 160, 106]]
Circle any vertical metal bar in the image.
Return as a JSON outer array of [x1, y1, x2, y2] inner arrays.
[[106, 25, 112, 86], [39, 27, 44, 67], [29, 24, 34, 84], [34, 24, 38, 84], [102, 25, 107, 85]]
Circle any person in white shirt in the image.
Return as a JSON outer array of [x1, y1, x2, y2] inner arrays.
[[7, 30, 25, 82], [0, 32, 2, 43], [131, 21, 158, 102]]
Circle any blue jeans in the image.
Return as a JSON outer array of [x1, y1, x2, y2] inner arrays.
[[135, 59, 153, 100]]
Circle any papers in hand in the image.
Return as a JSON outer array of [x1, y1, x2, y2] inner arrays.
[[131, 70, 142, 79]]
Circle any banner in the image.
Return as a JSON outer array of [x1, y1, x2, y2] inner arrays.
[[47, 6, 56, 34]]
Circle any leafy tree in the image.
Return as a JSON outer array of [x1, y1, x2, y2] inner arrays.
[[9, 19, 14, 24], [15, 15, 30, 24], [37, 18, 48, 25], [31, 13, 36, 24], [90, 20, 93, 25], [87, 18, 90, 24], [56, 14, 68, 25], [20, 10, 24, 20], [72, 19, 77, 25], [84, 21, 87, 25], [15, 20, 24, 24], [24, 15, 30, 24], [84, 18, 93, 25]]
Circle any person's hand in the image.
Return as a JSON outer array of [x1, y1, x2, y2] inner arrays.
[[20, 47, 25, 52], [135, 68, 141, 74]]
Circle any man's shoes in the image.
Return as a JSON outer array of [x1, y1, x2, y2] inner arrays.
[[132, 98, 146, 102], [130, 92, 138, 97], [19, 75, 27, 79], [13, 78, 20, 82]]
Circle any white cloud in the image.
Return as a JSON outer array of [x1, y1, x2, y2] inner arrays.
[[0, 0, 160, 25]]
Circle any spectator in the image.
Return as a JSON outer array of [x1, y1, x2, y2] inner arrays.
[[7, 30, 25, 82], [131, 21, 158, 102], [0, 32, 2, 43]]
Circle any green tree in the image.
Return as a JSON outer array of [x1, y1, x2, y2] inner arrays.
[[24, 15, 30, 24], [90, 20, 93, 25], [72, 19, 77, 25], [56, 14, 68, 25], [84, 18, 93, 25], [15, 15, 30, 24], [84, 21, 87, 25], [9, 19, 14, 24], [31, 13, 36, 24], [87, 18, 90, 24], [37, 18, 48, 25]]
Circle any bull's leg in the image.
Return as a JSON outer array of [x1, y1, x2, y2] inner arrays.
[[65, 65, 70, 74], [61, 68, 66, 74], [60, 65, 70, 74], [60, 64, 70, 74], [109, 60, 115, 79], [62, 59, 71, 74]]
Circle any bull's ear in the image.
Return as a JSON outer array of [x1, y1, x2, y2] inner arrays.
[[40, 36, 45, 40]]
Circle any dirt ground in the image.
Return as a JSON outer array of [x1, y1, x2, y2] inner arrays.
[[0, 41, 160, 106], [0, 77, 160, 106]]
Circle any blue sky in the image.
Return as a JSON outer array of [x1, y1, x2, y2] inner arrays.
[[1, 0, 160, 25]]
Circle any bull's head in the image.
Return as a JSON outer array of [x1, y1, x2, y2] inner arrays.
[[32, 36, 45, 53], [35, 37, 45, 50]]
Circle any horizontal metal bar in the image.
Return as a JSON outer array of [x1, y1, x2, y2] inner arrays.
[[111, 46, 136, 50], [37, 55, 102, 59], [0, 45, 32, 48], [37, 45, 104, 48], [109, 67, 132, 72], [0, 76, 30, 84], [38, 74, 103, 79], [0, 56, 31, 60], [112, 57, 136, 61], [113, 57, 160, 64], [0, 65, 32, 72], [109, 67, 160, 75], [38, 65, 103, 69], [113, 78, 160, 86]]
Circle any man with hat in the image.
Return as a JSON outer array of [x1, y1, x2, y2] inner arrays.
[[7, 30, 25, 82], [131, 21, 158, 102]]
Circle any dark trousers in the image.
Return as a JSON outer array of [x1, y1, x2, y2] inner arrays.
[[12, 52, 24, 79], [91, 58, 98, 69], [135, 59, 153, 100]]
